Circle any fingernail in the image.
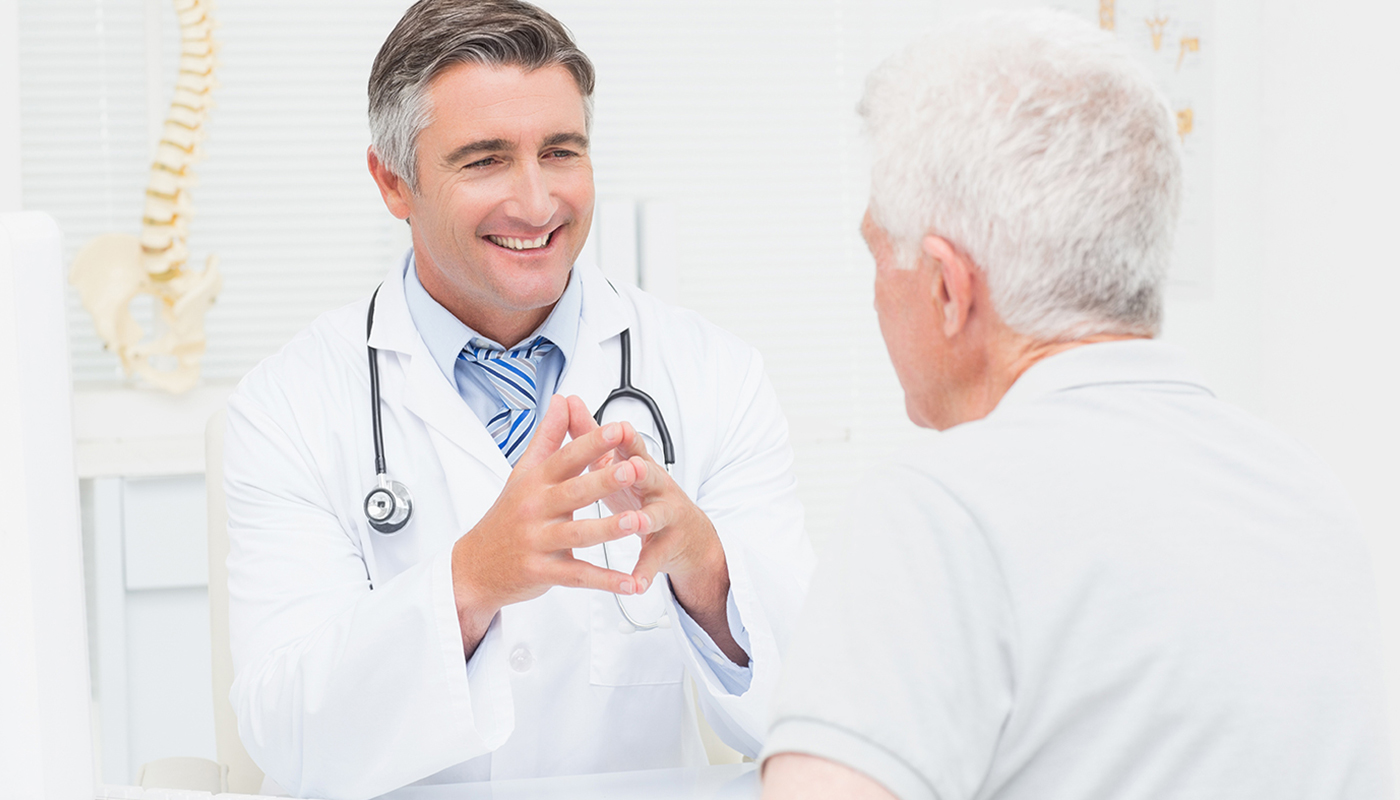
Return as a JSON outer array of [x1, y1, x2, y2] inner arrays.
[[639, 511, 652, 531], [620, 579, 635, 595], [614, 463, 631, 482], [638, 576, 650, 592], [619, 512, 637, 532], [603, 423, 621, 442]]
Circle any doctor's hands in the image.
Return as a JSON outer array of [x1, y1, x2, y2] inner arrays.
[[448, 396, 649, 656], [564, 396, 750, 667]]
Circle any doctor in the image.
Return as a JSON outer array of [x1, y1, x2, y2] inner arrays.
[[222, 1, 813, 798]]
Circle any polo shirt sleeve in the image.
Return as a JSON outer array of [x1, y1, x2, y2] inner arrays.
[[762, 463, 1015, 800]]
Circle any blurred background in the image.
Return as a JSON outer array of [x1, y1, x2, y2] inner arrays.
[[5, 0, 1399, 786]]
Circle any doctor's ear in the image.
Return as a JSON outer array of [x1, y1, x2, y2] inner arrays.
[[922, 235, 975, 337], [367, 146, 414, 221]]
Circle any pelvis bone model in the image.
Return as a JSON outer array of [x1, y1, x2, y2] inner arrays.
[[70, 0, 222, 394]]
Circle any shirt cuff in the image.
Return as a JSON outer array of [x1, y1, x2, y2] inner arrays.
[[671, 586, 753, 695]]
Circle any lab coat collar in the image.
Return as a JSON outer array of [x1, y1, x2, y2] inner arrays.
[[368, 252, 512, 481], [369, 254, 627, 362], [995, 338, 1215, 415], [366, 251, 423, 355], [555, 259, 631, 417]]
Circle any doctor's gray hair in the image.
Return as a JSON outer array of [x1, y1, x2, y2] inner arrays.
[[860, 10, 1182, 340], [368, 0, 595, 191]]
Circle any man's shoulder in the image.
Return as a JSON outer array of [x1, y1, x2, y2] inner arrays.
[[881, 378, 1359, 543], [231, 295, 371, 413], [617, 282, 753, 354]]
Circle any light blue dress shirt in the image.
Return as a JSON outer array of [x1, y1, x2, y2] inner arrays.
[[401, 254, 752, 693]]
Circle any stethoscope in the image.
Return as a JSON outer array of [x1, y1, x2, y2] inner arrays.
[[362, 285, 676, 630]]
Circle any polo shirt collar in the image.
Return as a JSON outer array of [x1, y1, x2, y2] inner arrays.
[[994, 338, 1215, 415]]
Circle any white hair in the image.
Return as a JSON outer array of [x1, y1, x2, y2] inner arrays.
[[860, 10, 1182, 340]]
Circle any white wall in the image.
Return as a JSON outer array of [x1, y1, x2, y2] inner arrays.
[[1, 0, 20, 212]]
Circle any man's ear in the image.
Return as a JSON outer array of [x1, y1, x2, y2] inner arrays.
[[367, 146, 413, 220], [922, 235, 975, 338]]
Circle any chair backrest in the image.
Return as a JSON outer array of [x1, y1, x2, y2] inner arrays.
[[206, 409, 266, 794]]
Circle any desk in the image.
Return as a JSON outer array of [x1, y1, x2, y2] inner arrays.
[[379, 764, 758, 800]]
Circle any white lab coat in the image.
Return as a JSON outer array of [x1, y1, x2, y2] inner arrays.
[[223, 260, 813, 800]]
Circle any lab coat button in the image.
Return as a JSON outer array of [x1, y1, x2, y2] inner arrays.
[[510, 646, 534, 673]]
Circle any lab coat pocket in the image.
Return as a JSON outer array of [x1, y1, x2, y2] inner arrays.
[[589, 535, 685, 687]]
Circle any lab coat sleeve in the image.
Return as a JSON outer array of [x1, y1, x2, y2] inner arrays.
[[224, 379, 512, 800], [670, 346, 815, 756]]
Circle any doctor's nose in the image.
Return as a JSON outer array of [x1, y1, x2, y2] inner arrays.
[[506, 163, 558, 228]]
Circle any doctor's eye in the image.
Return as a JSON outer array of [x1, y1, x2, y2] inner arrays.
[[464, 156, 501, 169]]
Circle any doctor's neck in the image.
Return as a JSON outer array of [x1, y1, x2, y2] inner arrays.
[[416, 261, 561, 348]]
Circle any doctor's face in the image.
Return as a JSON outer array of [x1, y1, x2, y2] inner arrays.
[[386, 62, 594, 341]]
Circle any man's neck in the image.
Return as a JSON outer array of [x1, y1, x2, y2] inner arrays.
[[950, 331, 1150, 427], [415, 264, 555, 348], [1002, 333, 1148, 385], [460, 303, 553, 348]]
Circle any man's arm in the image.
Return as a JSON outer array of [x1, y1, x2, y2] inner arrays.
[[763, 754, 899, 800]]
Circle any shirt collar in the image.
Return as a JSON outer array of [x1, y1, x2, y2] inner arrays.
[[993, 338, 1215, 415], [401, 250, 583, 383]]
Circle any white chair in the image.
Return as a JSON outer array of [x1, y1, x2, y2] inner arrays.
[[206, 409, 266, 794]]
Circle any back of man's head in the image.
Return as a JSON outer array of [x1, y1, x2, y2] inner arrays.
[[368, 0, 595, 190], [860, 11, 1182, 341]]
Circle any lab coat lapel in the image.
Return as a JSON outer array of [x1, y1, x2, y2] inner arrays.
[[558, 264, 631, 417], [368, 262, 513, 486]]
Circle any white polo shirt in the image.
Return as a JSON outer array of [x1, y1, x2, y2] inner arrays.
[[764, 340, 1390, 800]]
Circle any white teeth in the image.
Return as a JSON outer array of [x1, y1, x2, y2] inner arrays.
[[489, 234, 550, 251]]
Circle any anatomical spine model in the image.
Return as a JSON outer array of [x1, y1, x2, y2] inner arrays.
[[70, 0, 222, 393]]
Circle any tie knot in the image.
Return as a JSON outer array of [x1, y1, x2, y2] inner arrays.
[[462, 335, 554, 363], [459, 336, 555, 412], [458, 335, 555, 464]]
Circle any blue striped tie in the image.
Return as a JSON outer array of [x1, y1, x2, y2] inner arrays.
[[459, 336, 556, 464]]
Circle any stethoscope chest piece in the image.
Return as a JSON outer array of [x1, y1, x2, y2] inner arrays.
[[365, 475, 413, 534]]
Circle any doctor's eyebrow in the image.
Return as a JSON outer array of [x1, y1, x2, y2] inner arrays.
[[541, 132, 589, 151], [444, 138, 513, 165], [443, 132, 588, 166]]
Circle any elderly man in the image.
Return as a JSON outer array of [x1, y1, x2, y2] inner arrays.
[[223, 1, 811, 797], [761, 11, 1390, 800]]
